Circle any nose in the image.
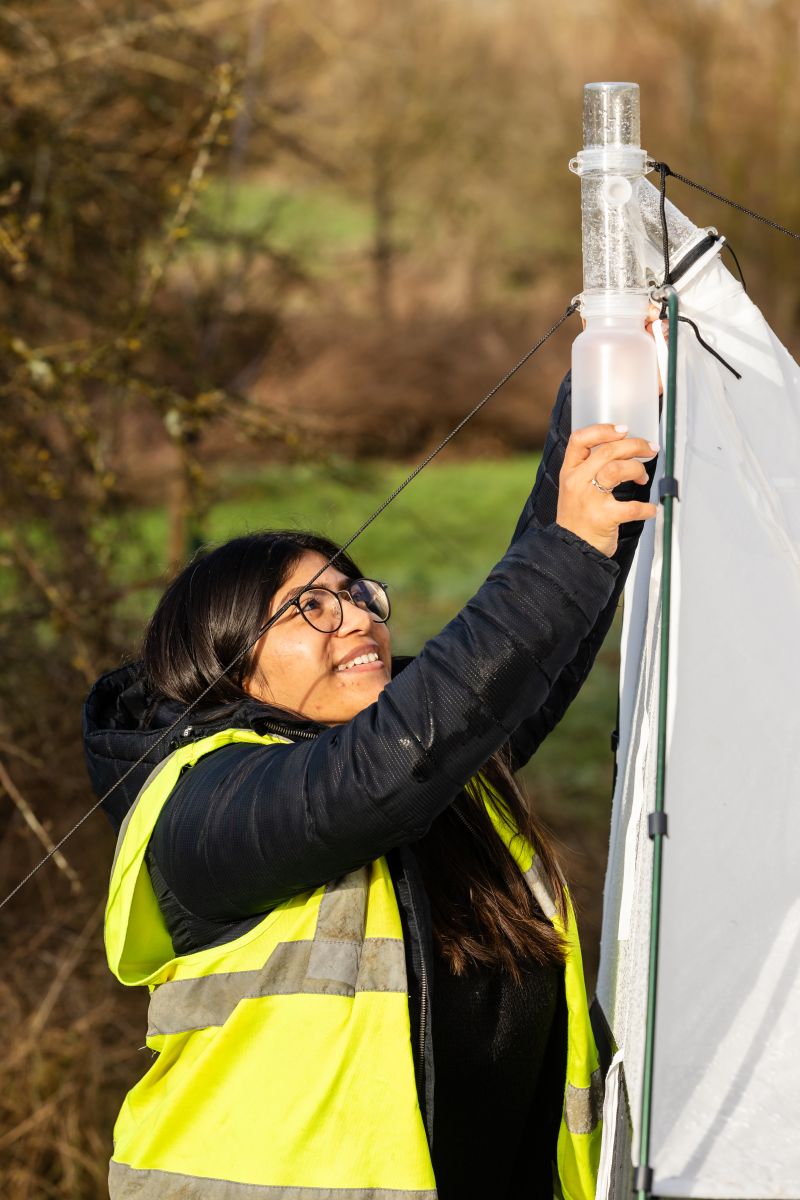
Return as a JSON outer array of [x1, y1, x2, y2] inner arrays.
[[336, 594, 373, 637]]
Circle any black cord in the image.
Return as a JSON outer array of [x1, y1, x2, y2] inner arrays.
[[651, 162, 800, 242], [722, 241, 747, 293], [658, 162, 671, 286], [0, 302, 578, 914], [677, 316, 742, 380]]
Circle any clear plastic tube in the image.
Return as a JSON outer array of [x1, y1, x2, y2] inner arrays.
[[569, 82, 659, 447], [580, 172, 647, 293], [571, 81, 649, 295], [583, 80, 640, 149], [631, 176, 699, 278]]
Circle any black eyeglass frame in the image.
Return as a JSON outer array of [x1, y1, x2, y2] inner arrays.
[[289, 578, 391, 633]]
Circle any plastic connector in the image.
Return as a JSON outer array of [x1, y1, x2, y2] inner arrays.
[[658, 476, 680, 503], [648, 811, 668, 839], [633, 1164, 654, 1194]]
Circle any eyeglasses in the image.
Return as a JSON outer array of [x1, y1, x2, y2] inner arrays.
[[288, 578, 391, 633]]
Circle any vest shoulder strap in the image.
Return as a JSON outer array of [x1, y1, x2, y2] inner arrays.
[[106, 727, 289, 986]]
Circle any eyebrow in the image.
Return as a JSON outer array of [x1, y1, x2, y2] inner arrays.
[[282, 585, 306, 604], [281, 576, 354, 605]]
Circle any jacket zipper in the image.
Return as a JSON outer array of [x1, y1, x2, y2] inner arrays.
[[257, 721, 319, 741]]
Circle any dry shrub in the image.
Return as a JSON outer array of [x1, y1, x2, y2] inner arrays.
[[0, 675, 145, 1197], [251, 306, 575, 461], [0, 891, 145, 1199]]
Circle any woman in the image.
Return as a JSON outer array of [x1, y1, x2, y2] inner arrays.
[[84, 372, 659, 1200]]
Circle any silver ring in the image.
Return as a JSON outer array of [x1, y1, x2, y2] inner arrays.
[[591, 476, 615, 494]]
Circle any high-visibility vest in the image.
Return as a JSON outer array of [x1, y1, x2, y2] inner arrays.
[[105, 728, 603, 1200]]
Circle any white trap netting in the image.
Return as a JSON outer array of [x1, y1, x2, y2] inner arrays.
[[596, 181, 800, 1199]]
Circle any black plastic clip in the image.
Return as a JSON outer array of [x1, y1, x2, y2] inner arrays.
[[648, 811, 668, 839], [633, 1164, 654, 1195], [658, 476, 679, 503], [610, 728, 619, 753]]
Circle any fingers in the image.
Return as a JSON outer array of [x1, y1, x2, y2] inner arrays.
[[645, 302, 669, 351], [645, 319, 669, 339], [645, 302, 662, 330], [616, 499, 658, 522], [581, 436, 658, 474], [562, 423, 629, 472], [594, 458, 651, 489], [557, 427, 659, 552], [645, 306, 669, 345]]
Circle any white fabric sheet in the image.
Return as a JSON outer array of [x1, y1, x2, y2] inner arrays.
[[596, 185, 800, 1198]]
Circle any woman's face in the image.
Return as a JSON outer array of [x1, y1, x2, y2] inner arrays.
[[246, 551, 393, 724]]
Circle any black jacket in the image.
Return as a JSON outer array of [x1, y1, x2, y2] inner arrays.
[[84, 371, 656, 1174]]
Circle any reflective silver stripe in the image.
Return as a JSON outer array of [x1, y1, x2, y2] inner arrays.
[[147, 938, 407, 1037], [148, 866, 391, 1035], [315, 867, 368, 942], [110, 1160, 437, 1199], [356, 937, 406, 993], [306, 866, 368, 986], [523, 859, 557, 920], [305, 936, 362, 990], [563, 1067, 604, 1135]]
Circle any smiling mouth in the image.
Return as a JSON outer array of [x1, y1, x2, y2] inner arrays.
[[335, 652, 385, 674]]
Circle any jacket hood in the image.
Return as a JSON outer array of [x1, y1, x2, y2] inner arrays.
[[83, 655, 414, 834]]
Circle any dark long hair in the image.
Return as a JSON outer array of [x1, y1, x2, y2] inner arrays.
[[142, 530, 361, 708], [143, 530, 566, 975]]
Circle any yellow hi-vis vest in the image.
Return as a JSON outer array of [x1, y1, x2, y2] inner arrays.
[[105, 728, 604, 1200]]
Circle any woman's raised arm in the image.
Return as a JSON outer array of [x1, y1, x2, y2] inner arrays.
[[503, 371, 658, 771], [148, 512, 623, 925]]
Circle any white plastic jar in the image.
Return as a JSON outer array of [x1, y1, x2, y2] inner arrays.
[[571, 291, 660, 456]]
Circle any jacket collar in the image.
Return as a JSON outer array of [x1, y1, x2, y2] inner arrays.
[[83, 656, 415, 831]]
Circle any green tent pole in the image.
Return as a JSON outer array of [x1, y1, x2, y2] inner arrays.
[[634, 286, 679, 1200]]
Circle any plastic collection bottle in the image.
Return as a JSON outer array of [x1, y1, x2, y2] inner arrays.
[[569, 82, 660, 455], [571, 292, 660, 451]]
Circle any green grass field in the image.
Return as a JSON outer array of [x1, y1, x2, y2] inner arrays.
[[196, 178, 371, 275]]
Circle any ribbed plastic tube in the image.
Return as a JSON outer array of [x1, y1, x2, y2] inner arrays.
[[570, 82, 660, 448], [573, 81, 649, 293]]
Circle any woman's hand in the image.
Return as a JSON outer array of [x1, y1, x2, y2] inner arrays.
[[556, 425, 659, 558]]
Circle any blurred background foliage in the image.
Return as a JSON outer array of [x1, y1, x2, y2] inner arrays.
[[1, 0, 798, 1193]]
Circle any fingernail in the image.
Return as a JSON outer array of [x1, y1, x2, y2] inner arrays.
[[649, 441, 660, 452], [614, 424, 628, 433]]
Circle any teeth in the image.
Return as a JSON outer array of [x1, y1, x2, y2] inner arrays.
[[337, 652, 380, 672]]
